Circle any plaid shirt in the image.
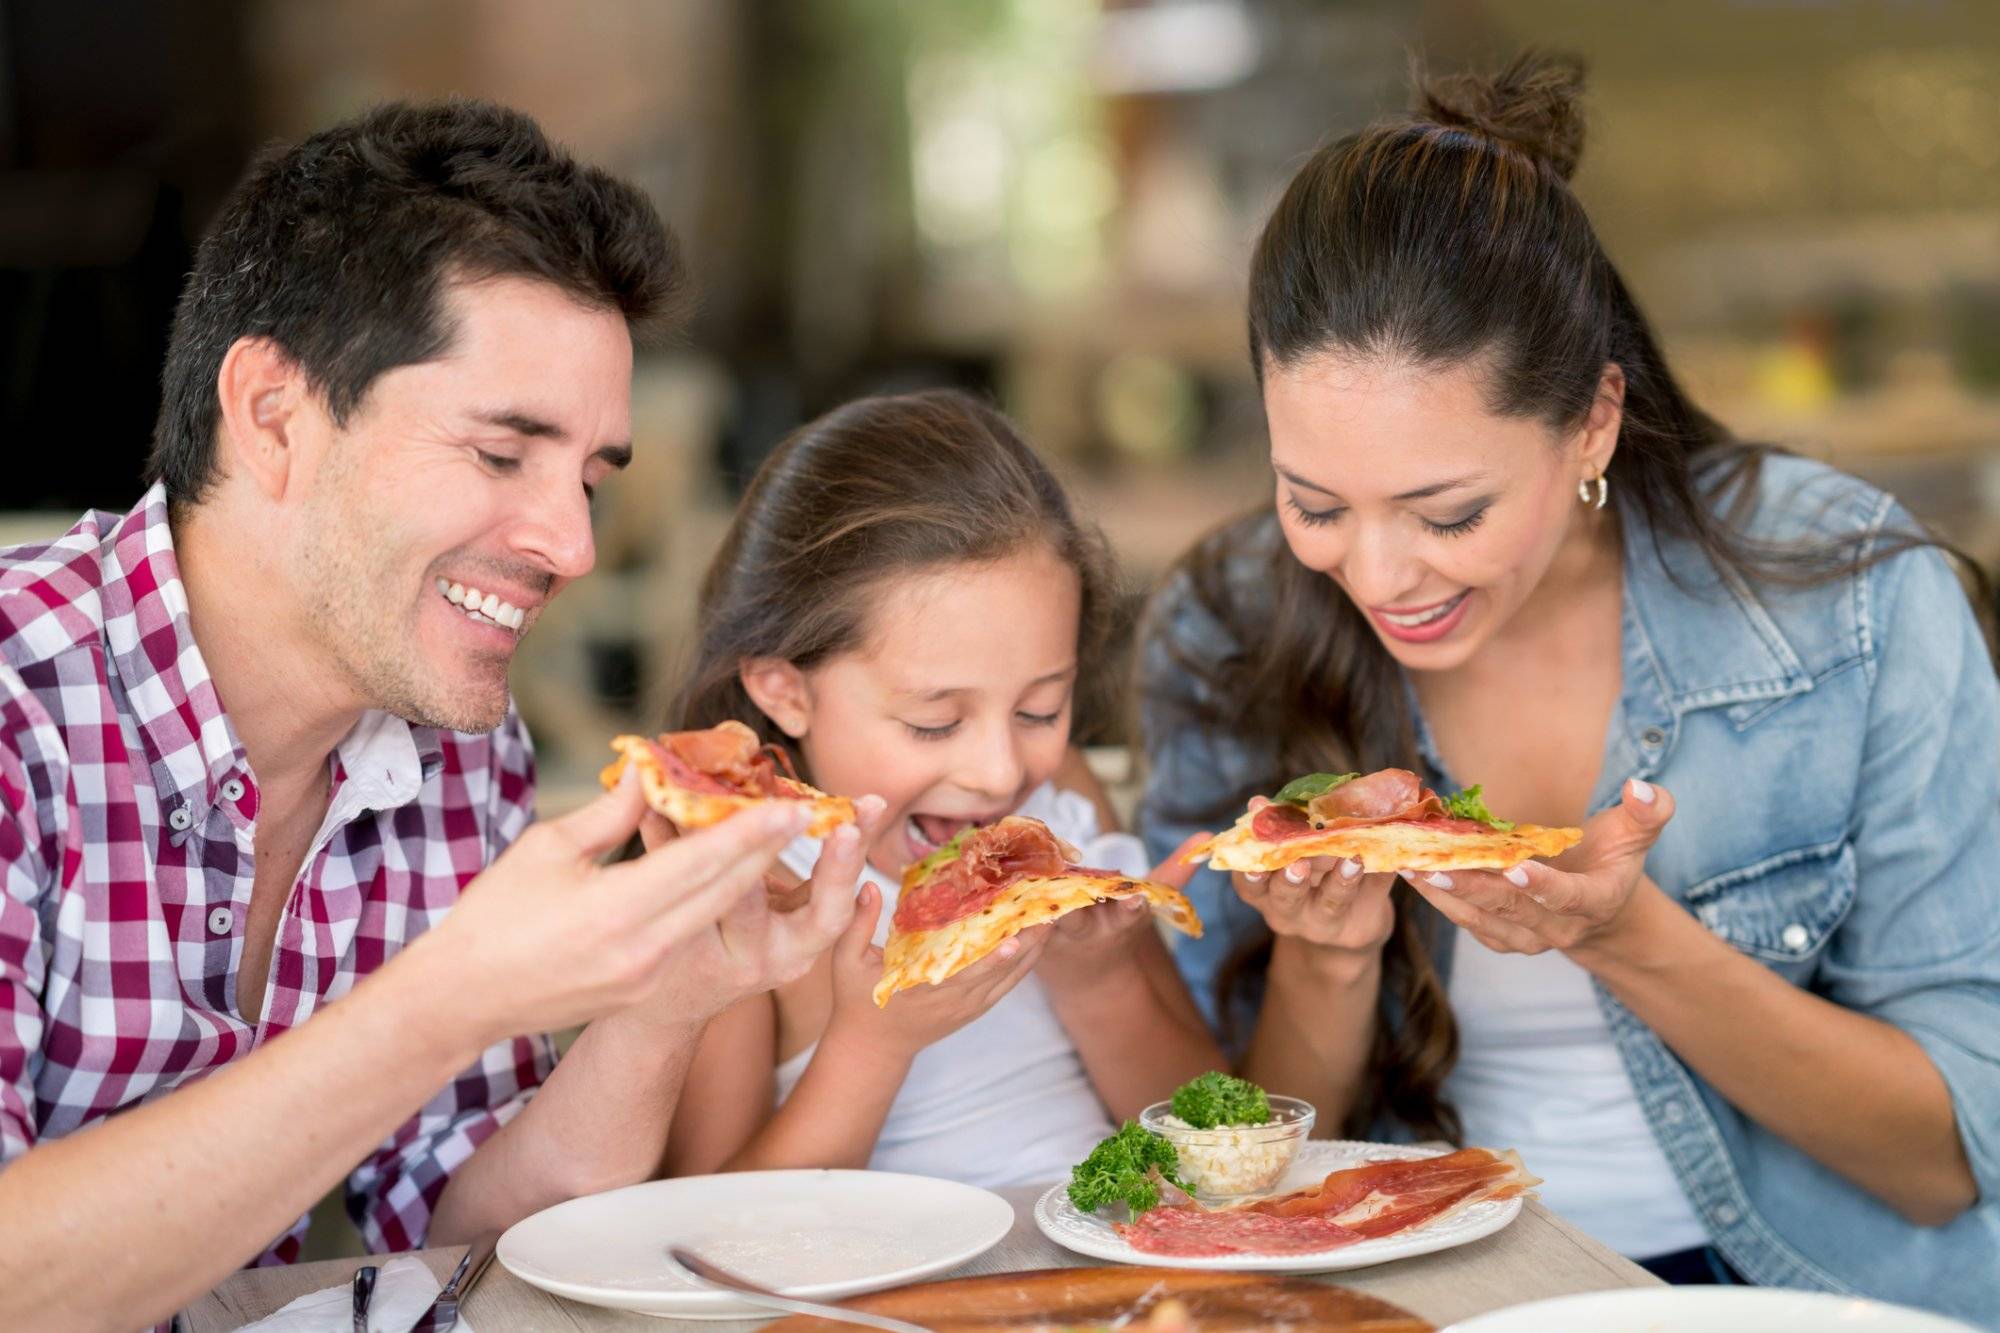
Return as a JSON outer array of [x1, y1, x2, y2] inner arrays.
[[0, 484, 551, 1266]]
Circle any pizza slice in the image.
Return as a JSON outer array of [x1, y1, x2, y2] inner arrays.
[[600, 720, 855, 837], [1185, 768, 1580, 875], [875, 815, 1202, 1007]]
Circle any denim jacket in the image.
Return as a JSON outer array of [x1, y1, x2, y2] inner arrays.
[[1137, 453, 2000, 1323]]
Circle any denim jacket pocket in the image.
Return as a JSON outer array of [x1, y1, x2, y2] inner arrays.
[[1682, 838, 1858, 979]]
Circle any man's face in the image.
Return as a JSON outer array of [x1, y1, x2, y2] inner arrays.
[[288, 275, 634, 732]]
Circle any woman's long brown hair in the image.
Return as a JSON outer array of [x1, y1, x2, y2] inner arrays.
[[1143, 51, 1988, 1145], [671, 388, 1118, 751]]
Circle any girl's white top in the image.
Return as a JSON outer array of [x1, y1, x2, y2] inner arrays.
[[773, 782, 1144, 1188]]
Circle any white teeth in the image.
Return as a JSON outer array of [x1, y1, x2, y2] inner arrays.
[[1383, 594, 1465, 628], [438, 581, 527, 634]]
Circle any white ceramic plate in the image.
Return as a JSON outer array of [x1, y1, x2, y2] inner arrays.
[[1035, 1139, 1523, 1273], [1439, 1287, 1982, 1332], [496, 1168, 1014, 1320]]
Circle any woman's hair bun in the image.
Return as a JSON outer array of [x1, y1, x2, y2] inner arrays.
[[1413, 50, 1588, 182]]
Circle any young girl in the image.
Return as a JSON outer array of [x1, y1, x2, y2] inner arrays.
[[660, 389, 1222, 1187]]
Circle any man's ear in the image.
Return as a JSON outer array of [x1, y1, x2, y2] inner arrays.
[[214, 336, 314, 501], [739, 658, 813, 738]]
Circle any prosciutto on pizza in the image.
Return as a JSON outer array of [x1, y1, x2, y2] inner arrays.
[[875, 815, 1201, 1007], [600, 721, 855, 837], [1186, 769, 1580, 875]]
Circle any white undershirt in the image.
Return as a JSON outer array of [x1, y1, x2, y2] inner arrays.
[[1444, 930, 1709, 1257], [772, 782, 1140, 1188]]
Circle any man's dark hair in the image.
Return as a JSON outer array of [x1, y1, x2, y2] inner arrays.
[[149, 98, 686, 503]]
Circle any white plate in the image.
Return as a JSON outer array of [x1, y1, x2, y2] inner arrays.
[[1035, 1139, 1523, 1273], [497, 1168, 1014, 1319], [1440, 1287, 1983, 1332]]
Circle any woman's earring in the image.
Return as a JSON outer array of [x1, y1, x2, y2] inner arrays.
[[1578, 474, 1608, 510]]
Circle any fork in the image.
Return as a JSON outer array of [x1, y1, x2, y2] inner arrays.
[[666, 1246, 933, 1332]]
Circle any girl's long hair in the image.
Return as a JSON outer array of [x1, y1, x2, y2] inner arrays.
[[672, 388, 1117, 753]]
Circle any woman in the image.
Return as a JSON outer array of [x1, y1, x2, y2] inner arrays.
[[1137, 53, 1998, 1320]]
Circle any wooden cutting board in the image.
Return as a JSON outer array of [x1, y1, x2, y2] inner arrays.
[[765, 1265, 1434, 1330]]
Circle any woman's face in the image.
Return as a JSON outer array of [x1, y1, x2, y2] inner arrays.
[[1262, 352, 1619, 672]]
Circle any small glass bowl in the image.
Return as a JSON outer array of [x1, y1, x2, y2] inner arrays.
[[1139, 1095, 1316, 1201]]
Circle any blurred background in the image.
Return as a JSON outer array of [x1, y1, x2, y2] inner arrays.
[[5, 0, 2000, 817]]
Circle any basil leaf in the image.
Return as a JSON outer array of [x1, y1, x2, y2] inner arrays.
[[1442, 784, 1517, 831], [1272, 772, 1360, 806], [910, 827, 973, 881]]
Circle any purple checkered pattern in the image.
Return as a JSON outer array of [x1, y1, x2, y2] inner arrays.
[[0, 484, 552, 1265]]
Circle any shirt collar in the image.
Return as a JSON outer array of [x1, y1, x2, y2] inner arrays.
[[1620, 501, 1815, 724], [99, 483, 444, 822]]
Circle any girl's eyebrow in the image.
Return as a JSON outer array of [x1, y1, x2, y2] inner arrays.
[[892, 666, 1077, 703]]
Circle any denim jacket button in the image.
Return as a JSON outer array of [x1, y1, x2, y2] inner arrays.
[[1781, 923, 1810, 950], [1640, 726, 1667, 749], [1714, 1202, 1742, 1227]]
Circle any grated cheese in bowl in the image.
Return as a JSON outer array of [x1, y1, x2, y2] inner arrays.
[[1139, 1095, 1316, 1200]]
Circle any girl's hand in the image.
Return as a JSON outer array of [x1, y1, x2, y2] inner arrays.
[[1233, 797, 1398, 956], [1037, 832, 1206, 991], [825, 884, 1050, 1058], [1405, 779, 1675, 959]]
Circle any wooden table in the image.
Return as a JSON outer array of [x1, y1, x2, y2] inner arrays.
[[184, 1185, 1660, 1330]]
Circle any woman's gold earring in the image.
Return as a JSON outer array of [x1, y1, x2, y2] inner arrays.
[[1578, 474, 1608, 510]]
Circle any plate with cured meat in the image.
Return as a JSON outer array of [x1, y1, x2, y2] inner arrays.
[[1037, 1138, 1536, 1273]]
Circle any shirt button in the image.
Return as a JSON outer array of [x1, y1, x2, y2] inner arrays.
[[1714, 1202, 1742, 1227], [207, 906, 234, 935], [1639, 726, 1667, 749], [221, 777, 246, 801], [1781, 923, 1810, 950], [168, 805, 194, 831]]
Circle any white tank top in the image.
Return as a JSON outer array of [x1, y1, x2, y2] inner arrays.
[[1444, 930, 1709, 1257], [773, 783, 1138, 1188]]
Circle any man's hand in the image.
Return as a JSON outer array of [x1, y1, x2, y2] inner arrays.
[[412, 770, 882, 1045], [629, 791, 889, 1027]]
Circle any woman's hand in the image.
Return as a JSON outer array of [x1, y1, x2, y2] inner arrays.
[[1037, 832, 1206, 993], [1233, 798, 1398, 956], [823, 884, 1051, 1058], [1405, 778, 1675, 960]]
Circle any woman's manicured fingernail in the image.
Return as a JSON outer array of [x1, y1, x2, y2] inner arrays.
[[1425, 872, 1454, 890], [1340, 858, 1362, 879], [997, 939, 1018, 958], [1504, 865, 1531, 888], [1284, 864, 1308, 883], [1244, 871, 1266, 884], [1629, 778, 1655, 803]]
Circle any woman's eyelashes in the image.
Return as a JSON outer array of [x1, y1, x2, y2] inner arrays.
[[1287, 491, 1489, 538], [1421, 506, 1489, 537], [1286, 493, 1344, 527]]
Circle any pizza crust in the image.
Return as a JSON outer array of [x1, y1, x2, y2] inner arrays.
[[874, 873, 1201, 1006], [1188, 807, 1581, 875], [600, 734, 856, 838]]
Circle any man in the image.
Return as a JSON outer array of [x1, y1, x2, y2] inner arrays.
[[0, 100, 883, 1327]]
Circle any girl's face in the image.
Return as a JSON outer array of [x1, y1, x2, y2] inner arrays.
[[1262, 353, 1621, 672], [746, 543, 1082, 877]]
